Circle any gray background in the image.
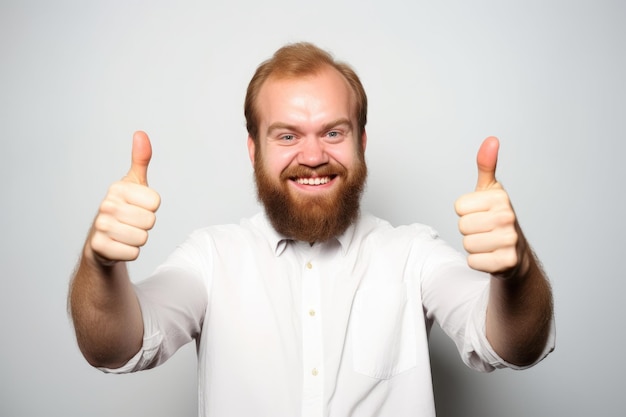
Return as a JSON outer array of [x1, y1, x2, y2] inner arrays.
[[1, 0, 624, 416]]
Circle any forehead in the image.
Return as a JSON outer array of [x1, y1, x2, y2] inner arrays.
[[256, 67, 355, 127]]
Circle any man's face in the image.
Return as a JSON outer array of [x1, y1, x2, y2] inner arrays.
[[248, 66, 368, 242]]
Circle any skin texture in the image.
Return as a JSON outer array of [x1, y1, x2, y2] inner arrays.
[[69, 73, 552, 370]]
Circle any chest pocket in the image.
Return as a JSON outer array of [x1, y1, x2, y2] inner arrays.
[[351, 282, 417, 379]]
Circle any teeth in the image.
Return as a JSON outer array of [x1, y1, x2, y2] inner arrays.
[[296, 176, 330, 185]]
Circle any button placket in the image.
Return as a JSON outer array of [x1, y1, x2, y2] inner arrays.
[[301, 255, 323, 416]]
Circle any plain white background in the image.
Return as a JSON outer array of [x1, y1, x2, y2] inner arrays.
[[1, 0, 624, 416]]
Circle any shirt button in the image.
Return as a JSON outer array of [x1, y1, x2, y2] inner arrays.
[[309, 309, 316, 317], [311, 368, 319, 376], [306, 262, 313, 269]]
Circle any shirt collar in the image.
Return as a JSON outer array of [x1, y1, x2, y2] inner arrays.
[[255, 211, 361, 257]]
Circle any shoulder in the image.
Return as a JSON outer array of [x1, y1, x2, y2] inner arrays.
[[356, 212, 441, 245], [353, 213, 466, 267], [181, 213, 275, 252]]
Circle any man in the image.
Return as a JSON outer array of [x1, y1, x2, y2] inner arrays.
[[69, 42, 554, 417]]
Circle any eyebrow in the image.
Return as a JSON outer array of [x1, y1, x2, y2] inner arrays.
[[320, 118, 353, 133], [266, 122, 298, 137], [265, 118, 353, 136]]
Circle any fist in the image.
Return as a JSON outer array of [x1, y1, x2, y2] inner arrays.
[[89, 131, 161, 264], [455, 137, 519, 274]]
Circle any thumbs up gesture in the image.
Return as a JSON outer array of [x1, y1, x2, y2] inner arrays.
[[455, 137, 520, 275], [89, 131, 161, 265]]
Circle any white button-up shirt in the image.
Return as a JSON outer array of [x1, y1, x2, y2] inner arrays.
[[103, 212, 555, 417]]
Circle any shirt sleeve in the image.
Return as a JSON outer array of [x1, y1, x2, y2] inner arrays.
[[417, 229, 555, 372], [463, 287, 556, 371], [99, 230, 211, 374]]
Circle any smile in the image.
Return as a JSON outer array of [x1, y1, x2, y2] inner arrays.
[[294, 176, 332, 186]]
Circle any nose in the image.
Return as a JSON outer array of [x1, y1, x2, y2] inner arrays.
[[297, 137, 329, 167]]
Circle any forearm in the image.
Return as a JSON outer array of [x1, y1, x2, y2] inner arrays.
[[68, 131, 159, 368], [69, 242, 144, 369], [485, 233, 553, 366], [454, 137, 554, 366]]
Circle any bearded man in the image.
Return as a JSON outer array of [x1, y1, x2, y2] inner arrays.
[[69, 42, 554, 417]]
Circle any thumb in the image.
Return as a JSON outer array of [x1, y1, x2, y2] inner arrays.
[[126, 131, 152, 185], [475, 136, 499, 191]]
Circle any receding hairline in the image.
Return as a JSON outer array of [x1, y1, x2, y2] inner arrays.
[[245, 42, 368, 145], [255, 65, 358, 133], [255, 65, 359, 119]]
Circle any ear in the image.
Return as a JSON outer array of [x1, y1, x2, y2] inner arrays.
[[360, 129, 368, 152], [247, 135, 256, 165]]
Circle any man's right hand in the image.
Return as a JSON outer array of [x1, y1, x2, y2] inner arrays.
[[89, 131, 161, 265]]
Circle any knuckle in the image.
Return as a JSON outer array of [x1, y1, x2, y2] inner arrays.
[[499, 250, 518, 269], [493, 189, 509, 200], [108, 181, 125, 196], [454, 194, 472, 215], [499, 209, 515, 225], [457, 217, 468, 235], [90, 232, 142, 263], [99, 198, 117, 216], [90, 232, 105, 252], [146, 212, 157, 229], [504, 230, 518, 247], [454, 199, 463, 215], [462, 235, 475, 253], [466, 254, 482, 271], [137, 230, 149, 247], [152, 191, 162, 210], [93, 215, 111, 233], [127, 247, 141, 261], [90, 234, 114, 261]]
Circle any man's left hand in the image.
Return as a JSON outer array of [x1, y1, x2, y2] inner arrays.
[[455, 137, 520, 274]]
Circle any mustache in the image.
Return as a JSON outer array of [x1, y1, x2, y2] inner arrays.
[[280, 163, 347, 181]]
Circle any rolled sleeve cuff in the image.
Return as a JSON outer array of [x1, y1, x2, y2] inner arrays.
[[463, 287, 556, 372], [97, 288, 164, 374]]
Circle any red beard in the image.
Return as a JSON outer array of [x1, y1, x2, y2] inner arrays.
[[254, 153, 367, 242]]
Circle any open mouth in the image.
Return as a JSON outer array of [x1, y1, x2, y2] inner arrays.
[[293, 176, 333, 186]]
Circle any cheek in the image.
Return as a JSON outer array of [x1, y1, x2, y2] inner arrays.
[[328, 146, 362, 169], [261, 148, 298, 177]]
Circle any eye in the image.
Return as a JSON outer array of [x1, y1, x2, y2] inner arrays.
[[325, 130, 344, 142], [280, 134, 295, 141]]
